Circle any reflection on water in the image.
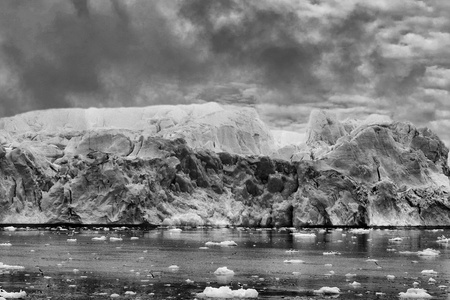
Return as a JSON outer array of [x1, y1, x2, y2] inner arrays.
[[0, 227, 449, 299]]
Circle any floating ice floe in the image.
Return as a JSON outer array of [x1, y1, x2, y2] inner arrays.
[[421, 270, 437, 275], [285, 249, 299, 253], [428, 278, 436, 284], [124, 291, 136, 295], [292, 271, 301, 276], [168, 228, 182, 233], [436, 235, 450, 243], [110, 293, 120, 298], [313, 287, 340, 295], [387, 275, 395, 280], [417, 248, 440, 256], [349, 281, 361, 287], [283, 259, 304, 264], [130, 237, 139, 240], [197, 286, 258, 298], [349, 229, 370, 234], [292, 232, 316, 238], [67, 239, 77, 242], [323, 251, 340, 255], [185, 279, 194, 284], [92, 236, 107, 241], [399, 288, 432, 299], [0, 243, 12, 247], [388, 237, 403, 242], [205, 241, 237, 247], [366, 259, 378, 262], [109, 237, 122, 241], [168, 265, 179, 271], [0, 289, 27, 299], [0, 262, 24, 270], [345, 273, 356, 278], [214, 267, 235, 276], [3, 226, 16, 232]]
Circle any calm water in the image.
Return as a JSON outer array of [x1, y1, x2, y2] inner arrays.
[[0, 227, 449, 299]]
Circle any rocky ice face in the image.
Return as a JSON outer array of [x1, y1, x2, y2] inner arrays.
[[0, 104, 448, 226]]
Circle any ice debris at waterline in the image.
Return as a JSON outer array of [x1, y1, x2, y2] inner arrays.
[[0, 289, 27, 299], [197, 286, 258, 298], [349, 281, 361, 287], [168, 265, 179, 271], [283, 259, 304, 264], [421, 270, 438, 275], [205, 241, 237, 247], [437, 236, 450, 243], [0, 262, 25, 270], [292, 232, 316, 238], [417, 248, 440, 256], [313, 287, 340, 295], [398, 288, 432, 299]]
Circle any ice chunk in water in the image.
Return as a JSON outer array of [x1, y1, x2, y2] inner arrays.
[[399, 288, 432, 299], [198, 286, 258, 298]]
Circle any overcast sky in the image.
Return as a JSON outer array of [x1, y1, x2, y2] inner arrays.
[[0, 0, 449, 146]]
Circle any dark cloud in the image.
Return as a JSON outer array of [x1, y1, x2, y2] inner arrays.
[[178, 0, 326, 99], [0, 0, 449, 144], [0, 0, 210, 117]]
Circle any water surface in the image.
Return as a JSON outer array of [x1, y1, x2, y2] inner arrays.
[[0, 227, 449, 299]]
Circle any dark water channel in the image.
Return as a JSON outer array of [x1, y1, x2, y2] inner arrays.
[[0, 227, 449, 299]]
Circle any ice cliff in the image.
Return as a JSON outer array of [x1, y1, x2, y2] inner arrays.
[[0, 103, 449, 226]]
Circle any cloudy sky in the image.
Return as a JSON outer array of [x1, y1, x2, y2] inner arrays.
[[0, 0, 449, 147]]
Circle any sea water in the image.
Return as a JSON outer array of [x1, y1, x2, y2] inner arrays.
[[0, 227, 449, 299]]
